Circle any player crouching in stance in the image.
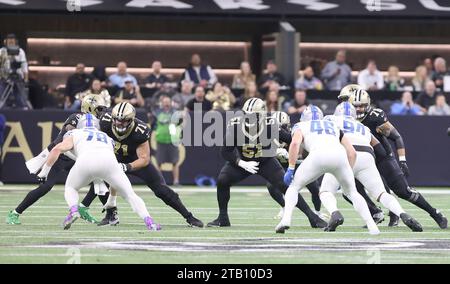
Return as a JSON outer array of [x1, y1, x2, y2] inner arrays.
[[36, 113, 160, 231], [276, 105, 380, 235], [319, 102, 422, 232]]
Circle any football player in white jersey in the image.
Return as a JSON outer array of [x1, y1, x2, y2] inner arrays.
[[276, 105, 380, 235], [36, 113, 161, 231], [320, 102, 423, 232]]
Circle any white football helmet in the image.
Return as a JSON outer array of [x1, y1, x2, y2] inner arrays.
[[334, 102, 357, 120], [300, 105, 323, 122]]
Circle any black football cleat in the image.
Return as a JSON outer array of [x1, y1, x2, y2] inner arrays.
[[373, 211, 385, 224], [308, 213, 328, 228], [388, 211, 399, 227], [207, 216, 231, 227], [186, 214, 204, 228], [431, 210, 448, 229], [97, 207, 119, 226], [324, 211, 344, 232], [400, 213, 423, 232]]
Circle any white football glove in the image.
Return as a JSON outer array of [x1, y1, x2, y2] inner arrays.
[[237, 160, 259, 174], [276, 148, 289, 161]]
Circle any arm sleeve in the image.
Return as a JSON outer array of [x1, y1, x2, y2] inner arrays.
[[387, 127, 405, 150], [279, 127, 292, 144]]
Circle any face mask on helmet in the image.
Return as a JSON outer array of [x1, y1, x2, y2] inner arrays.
[[242, 98, 266, 126], [300, 105, 323, 122], [113, 117, 133, 134], [350, 89, 371, 120]]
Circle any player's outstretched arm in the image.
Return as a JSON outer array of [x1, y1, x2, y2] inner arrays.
[[288, 129, 303, 168], [126, 141, 151, 172], [37, 136, 74, 182], [377, 121, 409, 176], [340, 135, 356, 168]]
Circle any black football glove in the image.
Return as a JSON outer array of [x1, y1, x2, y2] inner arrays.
[[399, 160, 410, 177]]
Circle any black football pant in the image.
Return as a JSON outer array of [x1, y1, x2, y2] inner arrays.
[[216, 158, 317, 220], [82, 163, 192, 219]]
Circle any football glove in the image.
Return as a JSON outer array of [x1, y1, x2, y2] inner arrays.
[[37, 164, 51, 184], [283, 167, 295, 186], [237, 160, 259, 174], [120, 163, 132, 173], [276, 148, 289, 162], [399, 158, 410, 177]]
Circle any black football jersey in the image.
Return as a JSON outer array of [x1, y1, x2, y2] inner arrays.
[[47, 112, 82, 151], [223, 115, 291, 163], [100, 112, 151, 163], [360, 108, 393, 155]]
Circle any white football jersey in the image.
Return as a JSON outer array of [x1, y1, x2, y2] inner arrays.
[[292, 119, 342, 152], [326, 115, 372, 148], [64, 128, 114, 158]]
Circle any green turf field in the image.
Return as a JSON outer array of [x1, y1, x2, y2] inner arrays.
[[0, 186, 449, 264]]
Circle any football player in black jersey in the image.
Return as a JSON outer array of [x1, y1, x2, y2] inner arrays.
[[80, 102, 203, 227], [350, 89, 447, 229], [6, 95, 108, 225], [269, 111, 323, 218], [207, 98, 327, 228]]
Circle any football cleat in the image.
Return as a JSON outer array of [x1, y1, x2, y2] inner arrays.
[[275, 220, 290, 234], [186, 214, 204, 228], [63, 206, 80, 230], [373, 211, 385, 224], [400, 213, 423, 232], [98, 207, 119, 226], [78, 206, 98, 224], [6, 210, 21, 225], [388, 212, 399, 227], [308, 213, 328, 228], [324, 211, 344, 232], [207, 215, 231, 227], [144, 216, 161, 231], [431, 210, 448, 229]]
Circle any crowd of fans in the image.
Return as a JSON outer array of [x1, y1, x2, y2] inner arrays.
[[4, 48, 450, 117]]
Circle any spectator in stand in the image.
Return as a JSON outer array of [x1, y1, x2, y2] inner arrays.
[[423, 58, 434, 77], [431, 57, 449, 90], [108, 61, 137, 88], [321, 50, 352, 91], [154, 95, 182, 185], [78, 78, 111, 108], [91, 66, 108, 87], [390, 91, 423, 115], [232, 61, 256, 89], [295, 66, 323, 90], [265, 90, 282, 112], [259, 60, 285, 91], [0, 113, 5, 186], [205, 82, 236, 111], [182, 54, 217, 88], [114, 80, 144, 108], [172, 80, 194, 110], [284, 90, 309, 115], [64, 63, 91, 110], [416, 80, 438, 112], [185, 86, 212, 112], [412, 65, 429, 92], [238, 81, 261, 108], [384, 65, 405, 91], [357, 60, 384, 91], [145, 61, 169, 89], [295, 66, 323, 91], [428, 94, 450, 116]]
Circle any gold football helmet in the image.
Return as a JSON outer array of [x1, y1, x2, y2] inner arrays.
[[242, 98, 267, 127], [81, 94, 107, 118], [349, 88, 371, 120], [111, 102, 136, 137], [338, 84, 362, 101]]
